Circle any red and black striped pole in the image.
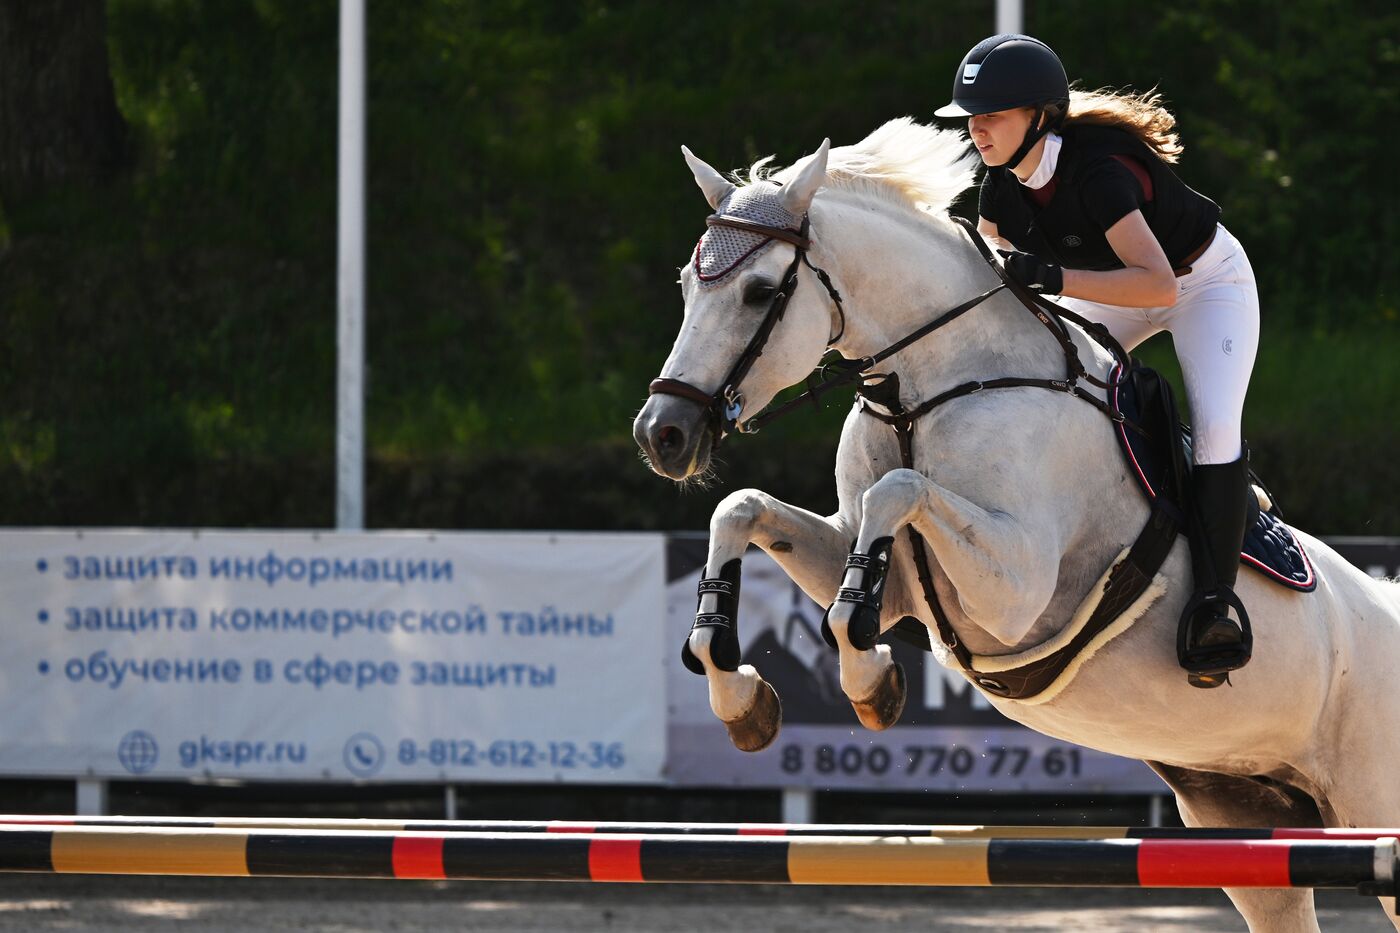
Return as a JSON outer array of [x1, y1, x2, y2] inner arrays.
[[0, 825, 1394, 893], [4, 815, 1400, 842]]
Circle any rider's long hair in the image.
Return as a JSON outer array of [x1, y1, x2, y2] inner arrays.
[[1063, 87, 1183, 163]]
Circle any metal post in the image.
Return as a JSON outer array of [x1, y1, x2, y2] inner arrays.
[[781, 788, 814, 825], [1148, 794, 1165, 828], [995, 0, 1024, 34], [336, 0, 366, 530], [74, 779, 107, 816], [444, 785, 458, 821]]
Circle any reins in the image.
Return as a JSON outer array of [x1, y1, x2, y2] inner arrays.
[[649, 211, 1134, 445]]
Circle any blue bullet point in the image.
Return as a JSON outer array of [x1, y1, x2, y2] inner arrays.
[[38, 611, 48, 623], [36, 560, 47, 573], [38, 661, 49, 674]]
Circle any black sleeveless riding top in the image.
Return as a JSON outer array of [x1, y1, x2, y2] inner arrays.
[[978, 124, 1220, 271]]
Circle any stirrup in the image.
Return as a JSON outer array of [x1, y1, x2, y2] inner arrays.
[[1176, 587, 1252, 688]]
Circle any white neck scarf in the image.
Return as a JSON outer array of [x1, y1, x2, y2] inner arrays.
[[1018, 131, 1062, 190]]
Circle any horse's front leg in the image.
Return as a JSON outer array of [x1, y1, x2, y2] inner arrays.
[[830, 468, 1059, 716], [684, 488, 851, 753], [819, 535, 909, 732]]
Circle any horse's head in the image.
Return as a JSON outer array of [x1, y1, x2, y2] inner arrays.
[[634, 140, 841, 480]]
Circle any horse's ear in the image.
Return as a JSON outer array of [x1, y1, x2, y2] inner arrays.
[[780, 138, 830, 215], [682, 145, 735, 210]]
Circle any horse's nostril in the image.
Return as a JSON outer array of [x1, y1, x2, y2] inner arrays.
[[657, 425, 684, 455]]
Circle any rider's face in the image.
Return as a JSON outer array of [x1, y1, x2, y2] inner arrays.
[[968, 107, 1035, 167]]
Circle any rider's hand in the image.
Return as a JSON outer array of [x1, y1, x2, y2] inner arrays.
[[997, 249, 1064, 296]]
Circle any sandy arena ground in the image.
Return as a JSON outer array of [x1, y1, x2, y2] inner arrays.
[[0, 875, 1394, 932]]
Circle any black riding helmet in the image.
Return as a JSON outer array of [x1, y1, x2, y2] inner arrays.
[[934, 34, 1070, 170]]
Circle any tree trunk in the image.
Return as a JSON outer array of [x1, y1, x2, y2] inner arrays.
[[0, 0, 128, 212]]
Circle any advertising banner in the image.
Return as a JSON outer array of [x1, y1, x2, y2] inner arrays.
[[0, 530, 666, 784], [665, 536, 1165, 793], [665, 536, 1399, 793]]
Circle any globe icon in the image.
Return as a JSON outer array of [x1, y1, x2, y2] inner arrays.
[[117, 731, 159, 775]]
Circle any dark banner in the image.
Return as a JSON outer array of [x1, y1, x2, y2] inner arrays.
[[664, 536, 1158, 792], [1326, 537, 1400, 579], [663, 535, 1395, 793]]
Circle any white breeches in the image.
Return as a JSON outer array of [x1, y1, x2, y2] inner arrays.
[[1057, 223, 1260, 465]]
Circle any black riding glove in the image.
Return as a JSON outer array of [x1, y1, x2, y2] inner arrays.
[[997, 249, 1064, 295]]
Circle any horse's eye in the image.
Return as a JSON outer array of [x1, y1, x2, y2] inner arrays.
[[743, 282, 776, 305]]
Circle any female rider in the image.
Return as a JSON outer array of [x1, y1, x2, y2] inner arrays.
[[934, 34, 1258, 688]]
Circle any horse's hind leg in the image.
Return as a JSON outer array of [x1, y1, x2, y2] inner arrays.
[[1149, 762, 1323, 933], [688, 488, 851, 752], [1306, 720, 1400, 928]]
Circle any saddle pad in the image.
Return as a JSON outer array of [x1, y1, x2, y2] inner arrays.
[[1111, 367, 1316, 592]]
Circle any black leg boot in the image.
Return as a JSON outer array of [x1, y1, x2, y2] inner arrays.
[[1177, 455, 1253, 688]]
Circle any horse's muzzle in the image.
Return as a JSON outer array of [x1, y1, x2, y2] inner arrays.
[[633, 393, 713, 480]]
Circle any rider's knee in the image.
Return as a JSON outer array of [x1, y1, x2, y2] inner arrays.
[[1191, 420, 1244, 465]]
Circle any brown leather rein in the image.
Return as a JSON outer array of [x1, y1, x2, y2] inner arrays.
[[648, 212, 1133, 447]]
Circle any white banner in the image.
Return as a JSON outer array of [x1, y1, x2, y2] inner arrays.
[[0, 530, 665, 784]]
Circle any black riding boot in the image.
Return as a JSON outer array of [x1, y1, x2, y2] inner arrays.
[[1177, 455, 1253, 688]]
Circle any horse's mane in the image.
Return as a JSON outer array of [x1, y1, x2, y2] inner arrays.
[[740, 117, 979, 216]]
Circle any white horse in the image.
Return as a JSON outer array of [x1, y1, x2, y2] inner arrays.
[[633, 119, 1400, 932]]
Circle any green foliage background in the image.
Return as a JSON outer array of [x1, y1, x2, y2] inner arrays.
[[1, 0, 1397, 532]]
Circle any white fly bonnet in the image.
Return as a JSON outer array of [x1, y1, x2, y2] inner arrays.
[[692, 183, 800, 287]]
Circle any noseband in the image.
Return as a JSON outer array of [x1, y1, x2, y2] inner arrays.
[[648, 213, 848, 446]]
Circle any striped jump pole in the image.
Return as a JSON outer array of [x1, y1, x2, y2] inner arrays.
[[0, 825, 1395, 894], [3, 815, 1400, 842]]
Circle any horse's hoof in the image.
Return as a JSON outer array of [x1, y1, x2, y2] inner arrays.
[[724, 679, 782, 752], [851, 662, 906, 731]]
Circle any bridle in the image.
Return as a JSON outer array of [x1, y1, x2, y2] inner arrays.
[[647, 209, 1133, 449], [648, 213, 849, 445]]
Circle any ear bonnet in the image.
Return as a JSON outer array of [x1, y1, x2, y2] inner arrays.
[[692, 183, 800, 286]]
